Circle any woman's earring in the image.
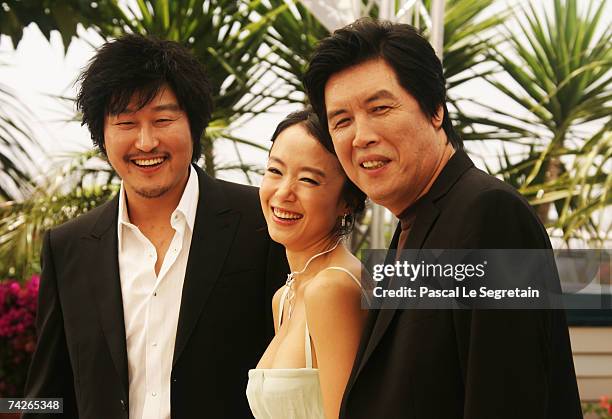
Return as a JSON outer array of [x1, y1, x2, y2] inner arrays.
[[341, 213, 348, 228]]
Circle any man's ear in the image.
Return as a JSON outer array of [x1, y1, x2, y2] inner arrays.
[[432, 105, 444, 129]]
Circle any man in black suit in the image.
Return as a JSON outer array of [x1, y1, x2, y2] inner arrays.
[[304, 18, 582, 419], [24, 35, 287, 418]]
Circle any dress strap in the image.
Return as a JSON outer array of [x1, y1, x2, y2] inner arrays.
[[322, 266, 371, 304], [304, 319, 313, 369], [277, 285, 291, 330], [322, 266, 360, 287]]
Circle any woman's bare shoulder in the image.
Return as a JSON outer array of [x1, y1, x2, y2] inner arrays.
[[303, 263, 363, 310]]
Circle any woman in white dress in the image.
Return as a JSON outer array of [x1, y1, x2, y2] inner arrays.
[[247, 110, 369, 419]]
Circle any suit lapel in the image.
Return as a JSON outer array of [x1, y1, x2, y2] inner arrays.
[[345, 149, 475, 400], [173, 167, 239, 366], [84, 195, 129, 397], [352, 201, 440, 382], [342, 224, 401, 402]]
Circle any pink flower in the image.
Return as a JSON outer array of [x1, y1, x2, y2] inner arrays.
[[9, 281, 20, 294], [0, 276, 40, 396], [28, 275, 40, 289]]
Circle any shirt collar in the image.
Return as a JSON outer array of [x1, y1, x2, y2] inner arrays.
[[117, 165, 199, 251], [173, 165, 199, 232]]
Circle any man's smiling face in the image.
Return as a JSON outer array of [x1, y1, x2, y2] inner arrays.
[[324, 58, 449, 215], [103, 85, 193, 200]]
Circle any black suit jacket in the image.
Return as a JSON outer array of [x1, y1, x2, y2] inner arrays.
[[341, 150, 582, 419], [24, 165, 288, 419]]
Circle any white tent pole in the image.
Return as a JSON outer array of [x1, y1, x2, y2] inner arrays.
[[379, 0, 393, 20], [430, 0, 445, 60]]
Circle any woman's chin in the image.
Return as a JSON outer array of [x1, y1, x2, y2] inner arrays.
[[268, 230, 294, 248]]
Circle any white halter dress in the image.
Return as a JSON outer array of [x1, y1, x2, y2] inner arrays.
[[246, 267, 362, 419]]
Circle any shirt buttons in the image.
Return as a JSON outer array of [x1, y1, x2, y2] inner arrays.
[[152, 392, 157, 397], [152, 342, 157, 347]]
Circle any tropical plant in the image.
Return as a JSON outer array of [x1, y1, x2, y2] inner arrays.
[[479, 0, 611, 244], [421, 0, 505, 87], [253, 0, 329, 101], [0, 71, 40, 201], [0, 151, 118, 278], [421, 0, 520, 143]]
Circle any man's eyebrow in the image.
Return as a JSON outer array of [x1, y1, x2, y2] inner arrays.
[[268, 156, 326, 178], [365, 89, 398, 103], [118, 103, 182, 114], [327, 108, 347, 121], [326, 89, 398, 120], [152, 103, 182, 112]]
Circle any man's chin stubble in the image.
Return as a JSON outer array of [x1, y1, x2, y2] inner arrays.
[[134, 186, 171, 199]]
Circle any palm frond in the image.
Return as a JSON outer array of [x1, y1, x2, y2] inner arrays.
[[0, 74, 42, 201]]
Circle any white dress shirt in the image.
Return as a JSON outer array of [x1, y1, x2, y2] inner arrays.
[[117, 166, 198, 419]]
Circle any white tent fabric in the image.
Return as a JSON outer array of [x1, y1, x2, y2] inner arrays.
[[297, 0, 358, 31]]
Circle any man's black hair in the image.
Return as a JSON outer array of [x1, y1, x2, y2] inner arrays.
[[76, 34, 213, 162], [303, 17, 462, 149]]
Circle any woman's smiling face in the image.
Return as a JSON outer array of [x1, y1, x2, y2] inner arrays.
[[259, 123, 348, 251]]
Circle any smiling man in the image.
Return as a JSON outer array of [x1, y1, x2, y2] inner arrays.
[[24, 35, 287, 419], [304, 18, 582, 419]]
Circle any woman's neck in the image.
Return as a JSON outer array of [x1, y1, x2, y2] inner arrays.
[[285, 237, 343, 281]]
